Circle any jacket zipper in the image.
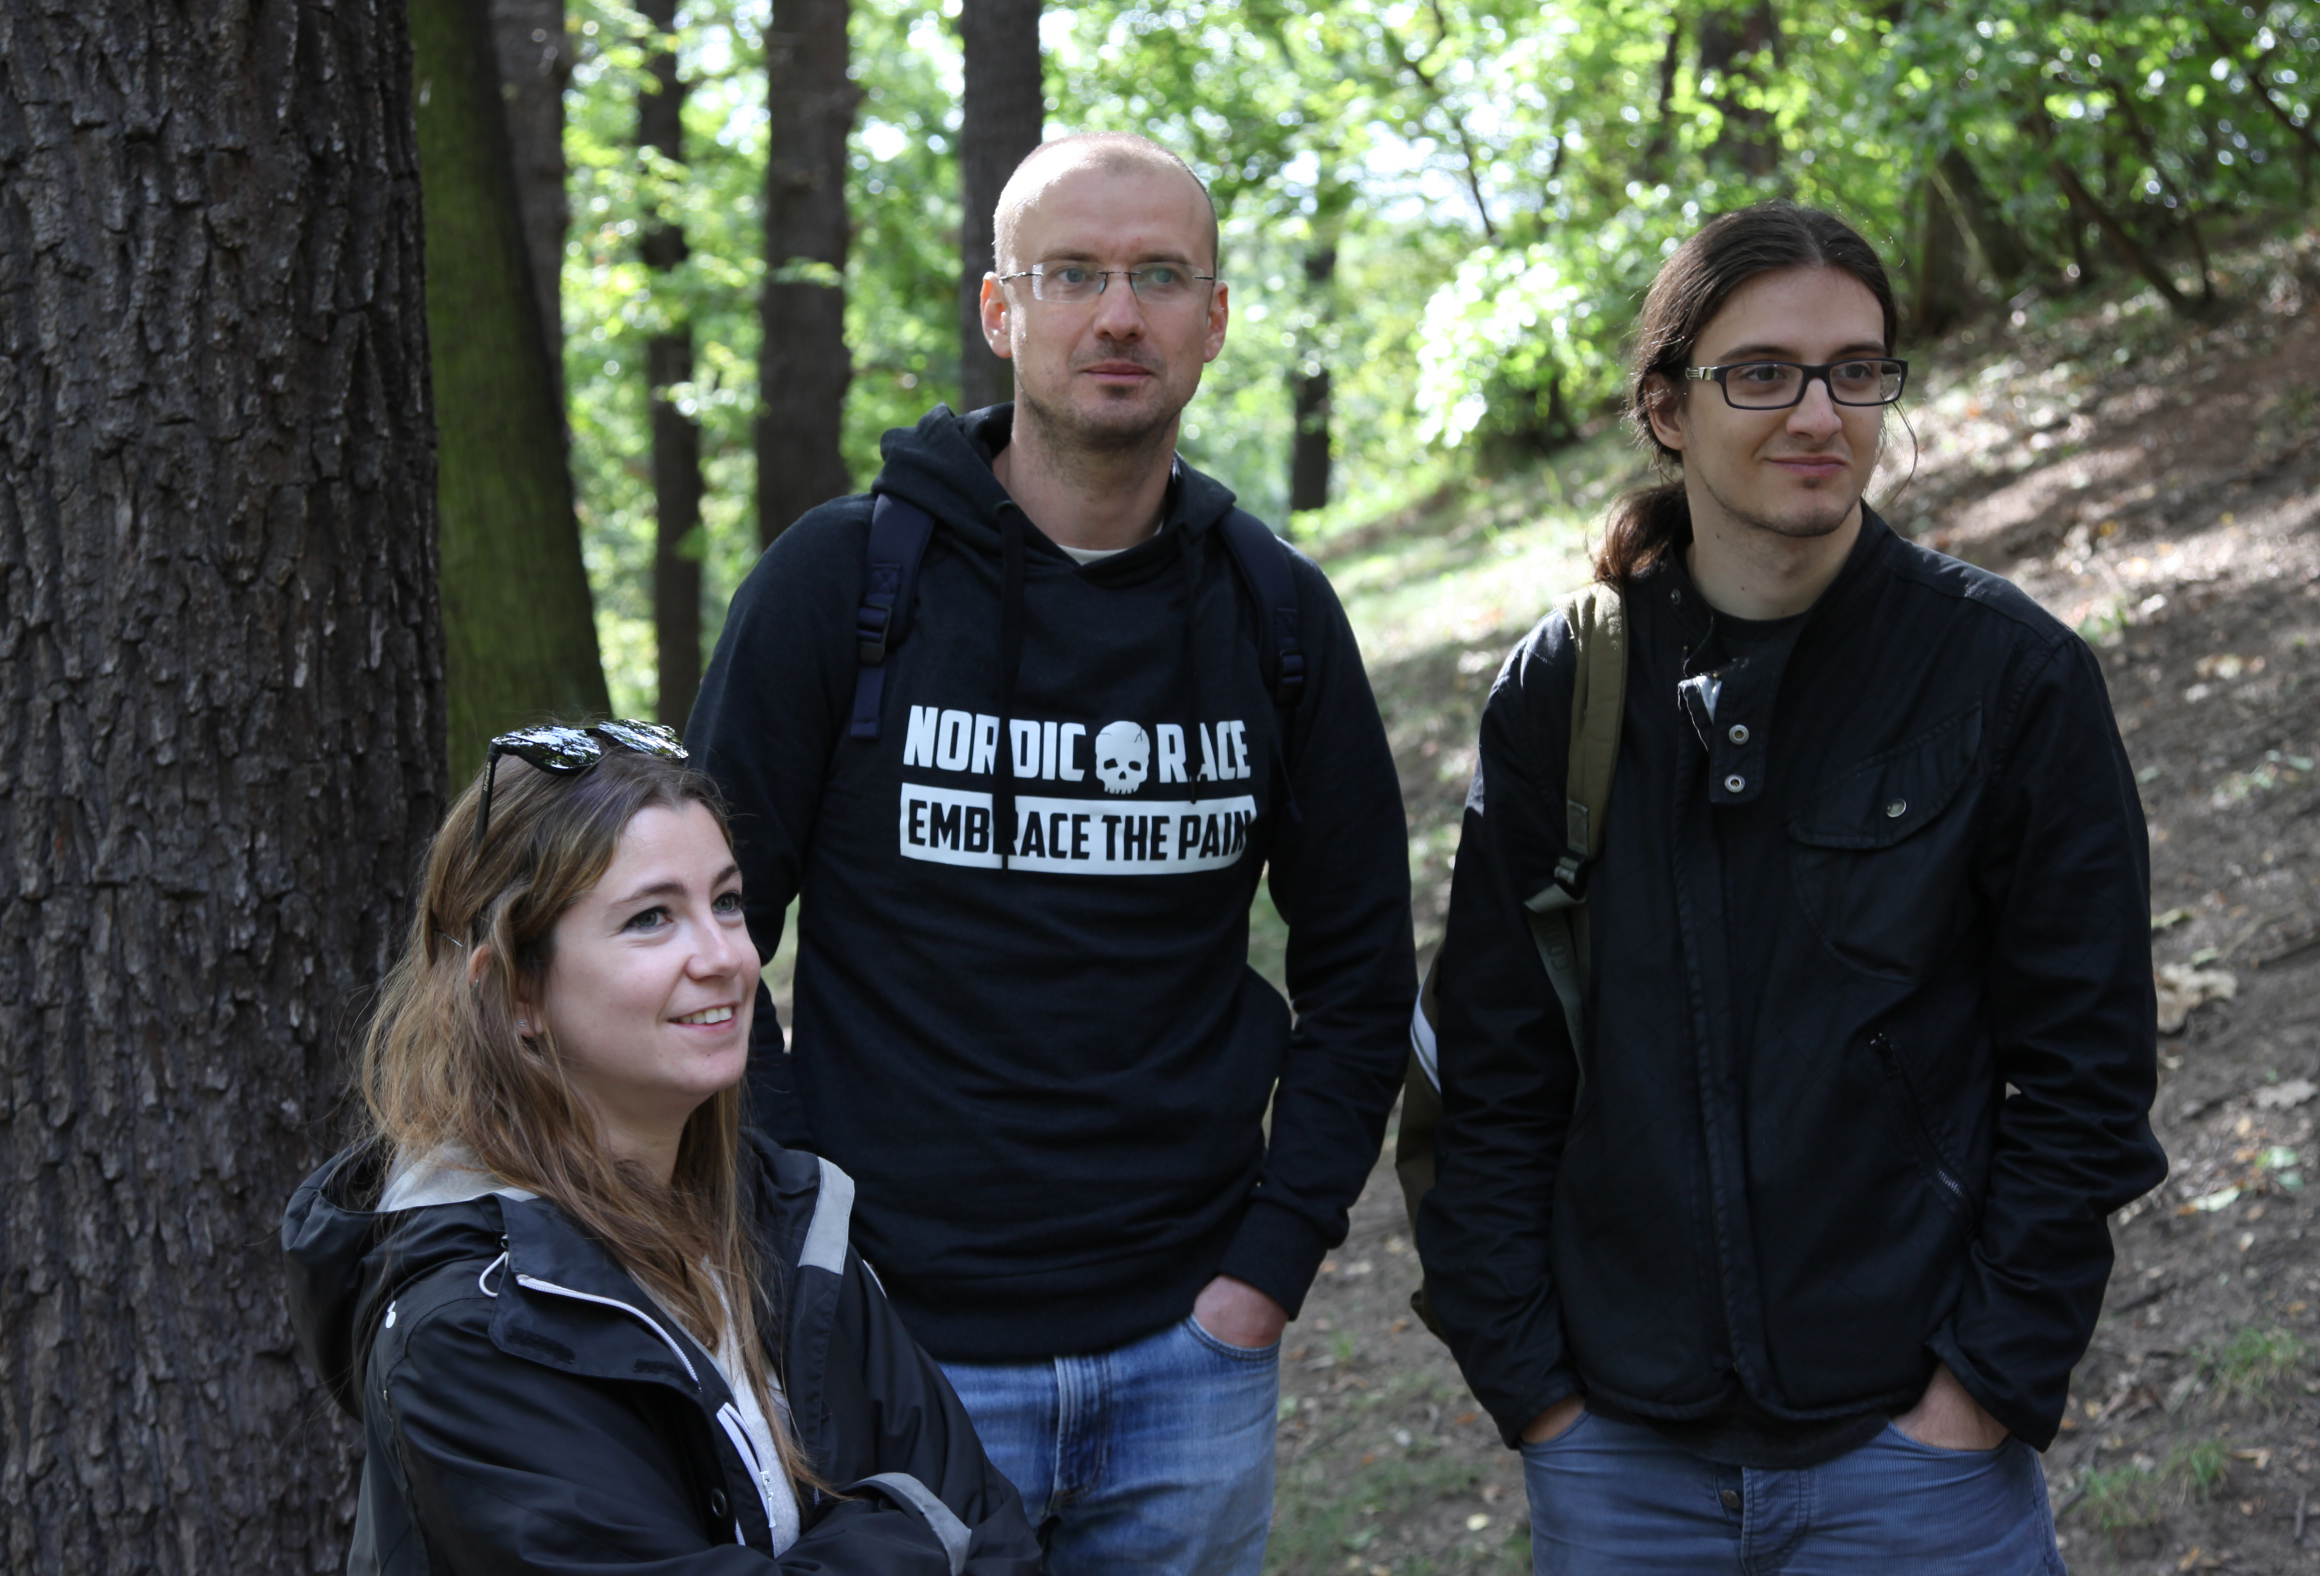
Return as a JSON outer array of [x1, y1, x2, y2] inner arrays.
[[1869, 1033, 1967, 1206]]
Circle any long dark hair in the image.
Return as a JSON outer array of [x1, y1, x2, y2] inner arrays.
[[1595, 201, 1900, 583]]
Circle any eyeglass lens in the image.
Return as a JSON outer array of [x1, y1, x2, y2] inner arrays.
[[1724, 360, 1905, 409], [1027, 264, 1209, 306]]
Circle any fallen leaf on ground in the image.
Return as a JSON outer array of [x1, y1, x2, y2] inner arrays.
[[2253, 1078, 2317, 1110], [2156, 963, 2238, 1033]]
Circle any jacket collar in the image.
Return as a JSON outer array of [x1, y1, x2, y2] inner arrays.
[[1652, 506, 1899, 808], [490, 1195, 736, 1409]]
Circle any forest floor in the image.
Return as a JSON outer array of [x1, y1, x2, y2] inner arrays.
[[1263, 222, 2320, 1576]]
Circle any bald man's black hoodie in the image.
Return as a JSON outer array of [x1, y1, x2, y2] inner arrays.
[[689, 405, 1414, 1363]]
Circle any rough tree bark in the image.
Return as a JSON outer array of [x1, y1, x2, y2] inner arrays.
[[1697, 0, 1782, 178], [0, 6, 441, 1573], [412, 0, 608, 780], [640, 0, 703, 732], [760, 0, 860, 547], [957, 0, 1045, 415], [490, 0, 572, 405]]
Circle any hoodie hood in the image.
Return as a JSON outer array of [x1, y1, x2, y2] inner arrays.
[[281, 1143, 512, 1420], [871, 403, 1243, 569]]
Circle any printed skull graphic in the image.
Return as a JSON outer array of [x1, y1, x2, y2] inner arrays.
[[1094, 720, 1151, 795]]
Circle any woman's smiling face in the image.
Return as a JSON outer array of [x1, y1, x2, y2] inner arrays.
[[532, 800, 758, 1167]]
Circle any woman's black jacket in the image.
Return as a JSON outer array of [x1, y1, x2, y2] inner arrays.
[[282, 1134, 1041, 1575]]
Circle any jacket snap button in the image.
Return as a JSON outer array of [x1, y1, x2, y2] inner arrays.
[[1720, 1488, 1741, 1511], [1724, 774, 1745, 794], [1727, 723, 1749, 745], [708, 1489, 729, 1519], [1885, 799, 1907, 818]]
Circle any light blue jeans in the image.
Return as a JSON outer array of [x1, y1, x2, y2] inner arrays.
[[1522, 1410, 2066, 1575], [939, 1313, 1280, 1576]]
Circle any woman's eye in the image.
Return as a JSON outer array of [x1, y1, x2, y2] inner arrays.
[[1739, 363, 1785, 382], [713, 891, 744, 916], [624, 906, 671, 932]]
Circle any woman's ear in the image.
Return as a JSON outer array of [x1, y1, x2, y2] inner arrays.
[[1642, 372, 1687, 453], [468, 943, 541, 1039]]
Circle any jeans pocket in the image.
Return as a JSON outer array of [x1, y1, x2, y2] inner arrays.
[[1880, 1418, 2009, 1457], [1183, 1312, 1281, 1363], [1517, 1409, 1597, 1454]]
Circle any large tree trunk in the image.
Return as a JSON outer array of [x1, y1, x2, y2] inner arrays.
[[489, 0, 570, 405], [413, 0, 607, 779], [0, 6, 441, 1572], [957, 0, 1045, 414], [760, 0, 860, 547], [641, 0, 703, 731], [1697, 0, 1781, 178]]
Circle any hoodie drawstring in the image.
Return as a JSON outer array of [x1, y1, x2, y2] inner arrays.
[[995, 500, 1028, 869]]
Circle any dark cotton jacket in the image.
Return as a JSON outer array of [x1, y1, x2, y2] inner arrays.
[[687, 403, 1414, 1363], [1418, 510, 2167, 1452], [282, 1133, 1041, 1575]]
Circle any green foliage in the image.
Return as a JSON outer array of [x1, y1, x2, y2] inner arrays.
[[555, 0, 2319, 700]]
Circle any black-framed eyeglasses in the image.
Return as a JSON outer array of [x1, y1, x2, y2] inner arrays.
[[994, 263, 1221, 306], [475, 720, 687, 849], [1684, 358, 1909, 410]]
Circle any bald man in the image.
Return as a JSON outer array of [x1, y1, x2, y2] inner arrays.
[[689, 134, 1414, 1574]]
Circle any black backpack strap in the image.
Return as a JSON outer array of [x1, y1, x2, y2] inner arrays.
[[848, 492, 937, 741], [1214, 510, 1305, 712], [1214, 510, 1307, 822]]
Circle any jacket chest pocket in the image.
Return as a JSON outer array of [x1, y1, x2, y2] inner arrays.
[[1788, 706, 1984, 980]]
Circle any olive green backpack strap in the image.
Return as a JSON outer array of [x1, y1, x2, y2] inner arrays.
[[1395, 582, 1627, 1339]]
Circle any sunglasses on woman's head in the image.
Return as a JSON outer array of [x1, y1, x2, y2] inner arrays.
[[475, 720, 688, 849]]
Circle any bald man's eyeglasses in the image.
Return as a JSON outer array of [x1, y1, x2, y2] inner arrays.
[[997, 263, 1221, 307]]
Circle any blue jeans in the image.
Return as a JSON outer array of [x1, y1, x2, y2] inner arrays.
[[939, 1313, 1280, 1576], [1522, 1411, 2065, 1575]]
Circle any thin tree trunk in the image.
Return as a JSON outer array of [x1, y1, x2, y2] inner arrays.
[[1640, 17, 1682, 180], [490, 0, 571, 405], [760, 0, 860, 547], [1288, 365, 1333, 516], [1933, 145, 2033, 286], [641, 0, 703, 731], [1697, 0, 1782, 178], [958, 0, 1045, 414], [2103, 77, 2216, 307], [2204, 19, 2320, 168], [0, 6, 440, 1573], [413, 0, 608, 780], [1288, 208, 1341, 517], [1400, 0, 1498, 240], [1910, 173, 1973, 338], [2049, 157, 2196, 315]]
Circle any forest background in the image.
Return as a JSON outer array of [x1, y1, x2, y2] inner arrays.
[[535, 0, 2319, 738], [2, 1, 2318, 1573]]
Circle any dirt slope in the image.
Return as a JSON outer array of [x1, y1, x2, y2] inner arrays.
[[1274, 227, 2320, 1575]]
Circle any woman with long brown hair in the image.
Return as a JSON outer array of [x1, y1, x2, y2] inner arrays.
[[283, 722, 1038, 1574]]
